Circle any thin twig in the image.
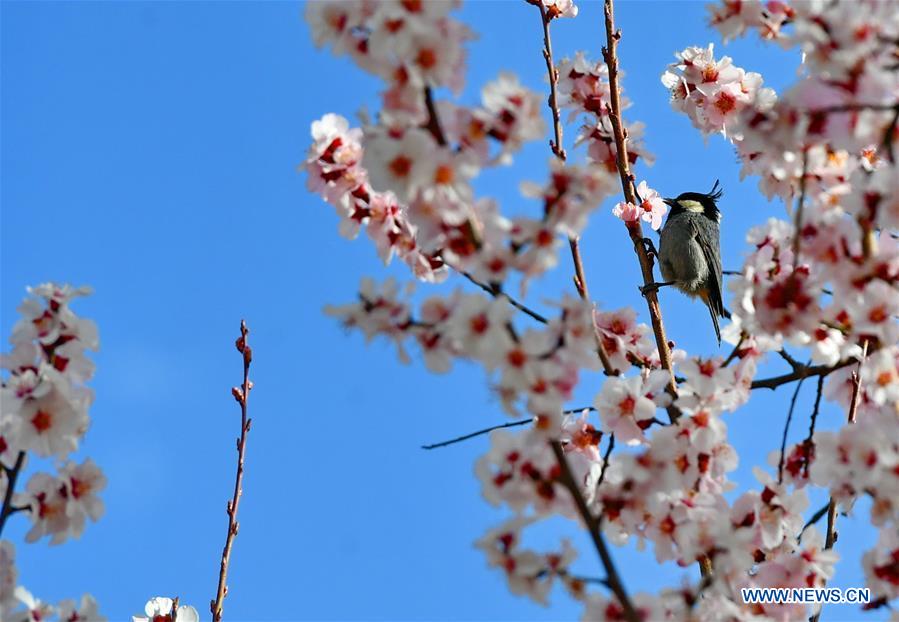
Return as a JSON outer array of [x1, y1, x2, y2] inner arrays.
[[777, 348, 803, 371], [799, 502, 830, 542], [723, 334, 746, 367], [211, 320, 254, 622], [421, 418, 532, 450], [536, 2, 566, 161], [777, 371, 808, 484], [601, 0, 680, 421], [550, 441, 638, 622], [811, 340, 868, 622], [460, 272, 549, 324], [422, 406, 596, 450], [570, 238, 618, 375], [0, 452, 26, 538], [791, 149, 809, 269], [532, 2, 616, 377], [596, 434, 615, 490], [423, 87, 448, 147], [802, 375, 826, 479]]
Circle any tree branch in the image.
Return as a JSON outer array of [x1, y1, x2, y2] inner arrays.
[[424, 86, 448, 147], [601, 0, 680, 421], [460, 271, 549, 324], [422, 406, 597, 450], [211, 320, 254, 622], [0, 452, 26, 538], [421, 418, 533, 450], [532, 2, 617, 378], [596, 434, 615, 490], [777, 371, 808, 484], [536, 2, 566, 161], [550, 440, 638, 622], [791, 149, 809, 269], [803, 375, 826, 476], [799, 501, 830, 542], [810, 340, 868, 622], [750, 358, 856, 390]]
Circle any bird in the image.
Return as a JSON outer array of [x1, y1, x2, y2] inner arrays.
[[641, 180, 730, 344]]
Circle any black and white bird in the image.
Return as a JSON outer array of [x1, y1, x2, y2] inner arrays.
[[644, 181, 729, 344]]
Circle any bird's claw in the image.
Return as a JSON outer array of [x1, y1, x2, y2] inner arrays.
[[642, 237, 658, 259], [639, 282, 661, 297]]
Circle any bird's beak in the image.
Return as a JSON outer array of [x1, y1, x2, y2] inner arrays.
[[663, 198, 677, 208]]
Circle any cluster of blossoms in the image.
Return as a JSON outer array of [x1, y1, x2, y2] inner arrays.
[[475, 516, 585, 605], [327, 279, 626, 427], [309, 0, 898, 618], [132, 597, 199, 622], [0, 284, 106, 619], [661, 43, 775, 140]]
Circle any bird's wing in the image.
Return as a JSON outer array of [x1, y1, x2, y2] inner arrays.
[[691, 219, 725, 317]]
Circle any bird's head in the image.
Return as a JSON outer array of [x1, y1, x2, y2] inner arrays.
[[663, 180, 723, 222]]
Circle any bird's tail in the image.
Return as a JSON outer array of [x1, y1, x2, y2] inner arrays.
[[706, 300, 722, 345]]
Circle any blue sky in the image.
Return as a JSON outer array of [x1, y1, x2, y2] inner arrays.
[[0, 1, 884, 620]]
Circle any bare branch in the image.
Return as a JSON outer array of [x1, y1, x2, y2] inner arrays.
[[536, 2, 566, 161], [810, 340, 868, 622], [723, 334, 746, 367], [550, 440, 638, 622], [596, 434, 615, 490], [421, 418, 533, 450], [0, 452, 26, 538], [211, 320, 254, 622], [424, 86, 448, 147], [601, 0, 680, 421], [791, 149, 809, 269], [799, 502, 831, 542], [807, 378, 826, 438], [460, 271, 549, 324], [531, 2, 617, 378], [778, 371, 808, 484]]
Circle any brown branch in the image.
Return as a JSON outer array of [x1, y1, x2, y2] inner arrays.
[[750, 358, 856, 390], [810, 340, 868, 622], [792, 148, 809, 270], [460, 271, 549, 324], [536, 2, 566, 161], [550, 440, 638, 622], [211, 320, 254, 622], [601, 0, 680, 421], [569, 239, 617, 375], [0, 452, 26, 538], [802, 375, 826, 480], [531, 2, 617, 378]]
